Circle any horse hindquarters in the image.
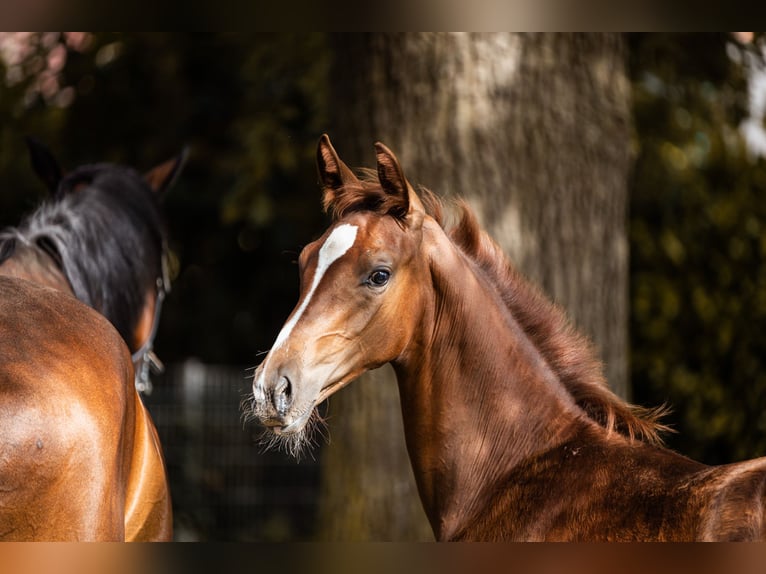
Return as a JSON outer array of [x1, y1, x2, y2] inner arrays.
[[0, 396, 126, 540], [123, 393, 173, 541], [0, 280, 131, 540]]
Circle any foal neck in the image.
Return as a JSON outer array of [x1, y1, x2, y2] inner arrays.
[[394, 225, 585, 539]]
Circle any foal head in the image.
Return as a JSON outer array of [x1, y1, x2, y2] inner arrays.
[[250, 135, 432, 450], [250, 135, 669, 457]]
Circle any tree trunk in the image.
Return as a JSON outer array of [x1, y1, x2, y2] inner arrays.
[[317, 32, 631, 541]]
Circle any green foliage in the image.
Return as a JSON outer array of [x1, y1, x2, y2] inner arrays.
[[629, 33, 766, 464]]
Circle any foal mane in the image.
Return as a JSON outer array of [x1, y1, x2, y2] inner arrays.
[[328, 174, 669, 445], [442, 197, 670, 445]]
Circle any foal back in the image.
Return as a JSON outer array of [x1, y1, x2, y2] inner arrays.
[[698, 455, 766, 541], [453, 424, 766, 541], [0, 277, 170, 540]]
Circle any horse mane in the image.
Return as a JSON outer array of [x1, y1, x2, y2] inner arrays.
[[327, 174, 670, 445], [0, 163, 166, 347]]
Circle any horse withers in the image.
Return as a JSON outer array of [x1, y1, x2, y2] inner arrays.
[[248, 134, 766, 541], [0, 141, 184, 541]]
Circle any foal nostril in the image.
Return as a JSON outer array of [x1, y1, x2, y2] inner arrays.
[[272, 375, 292, 416]]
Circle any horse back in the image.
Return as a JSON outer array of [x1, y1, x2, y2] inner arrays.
[[0, 276, 169, 540]]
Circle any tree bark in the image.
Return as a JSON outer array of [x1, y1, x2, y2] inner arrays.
[[317, 32, 631, 541]]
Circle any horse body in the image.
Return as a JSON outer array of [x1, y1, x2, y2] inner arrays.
[[0, 143, 182, 541], [250, 134, 766, 541], [1, 276, 135, 539]]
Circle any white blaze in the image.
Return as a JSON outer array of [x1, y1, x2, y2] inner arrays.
[[254, 223, 358, 392], [273, 223, 358, 348]]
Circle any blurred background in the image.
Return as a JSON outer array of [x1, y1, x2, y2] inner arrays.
[[1, 33, 765, 541]]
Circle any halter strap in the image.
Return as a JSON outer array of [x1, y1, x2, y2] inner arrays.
[[132, 250, 171, 395]]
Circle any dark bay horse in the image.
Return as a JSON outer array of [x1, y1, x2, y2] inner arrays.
[[0, 140, 184, 541], [248, 134, 766, 541]]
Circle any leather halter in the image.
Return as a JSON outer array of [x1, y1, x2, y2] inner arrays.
[[132, 249, 170, 395]]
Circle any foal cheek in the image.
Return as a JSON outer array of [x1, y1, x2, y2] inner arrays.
[[364, 295, 413, 362]]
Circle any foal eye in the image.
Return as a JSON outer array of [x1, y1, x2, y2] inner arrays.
[[368, 269, 391, 287]]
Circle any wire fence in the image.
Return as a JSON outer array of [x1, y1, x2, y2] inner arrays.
[[142, 360, 322, 541]]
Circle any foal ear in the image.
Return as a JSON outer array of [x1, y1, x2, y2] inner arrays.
[[26, 137, 63, 194], [374, 141, 425, 221], [317, 134, 360, 210], [144, 147, 189, 197]]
